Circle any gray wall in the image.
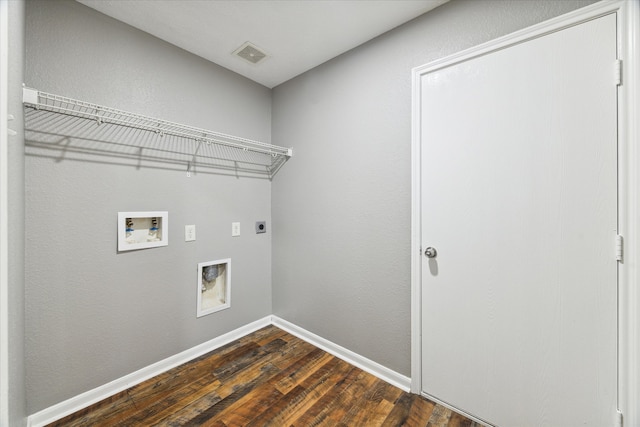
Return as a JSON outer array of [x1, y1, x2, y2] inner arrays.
[[22, 0, 600, 418], [24, 0, 272, 413], [7, 0, 26, 425], [271, 0, 596, 377]]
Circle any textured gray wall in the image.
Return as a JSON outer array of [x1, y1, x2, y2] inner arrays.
[[7, 0, 26, 424], [271, 0, 596, 377], [22, 0, 600, 417], [25, 0, 272, 413]]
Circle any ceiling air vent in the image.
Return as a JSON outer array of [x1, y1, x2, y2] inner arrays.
[[233, 42, 268, 65]]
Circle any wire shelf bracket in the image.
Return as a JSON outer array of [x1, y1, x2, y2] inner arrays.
[[22, 87, 293, 178]]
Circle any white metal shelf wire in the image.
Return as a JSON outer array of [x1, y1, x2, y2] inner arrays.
[[22, 87, 292, 178]]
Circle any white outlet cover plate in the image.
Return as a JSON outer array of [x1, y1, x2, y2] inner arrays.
[[232, 222, 240, 237], [185, 225, 196, 241]]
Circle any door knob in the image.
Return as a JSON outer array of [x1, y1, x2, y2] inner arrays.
[[424, 247, 437, 258]]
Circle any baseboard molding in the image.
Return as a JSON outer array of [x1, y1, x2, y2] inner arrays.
[[271, 315, 411, 392], [28, 315, 410, 426], [26, 316, 272, 427]]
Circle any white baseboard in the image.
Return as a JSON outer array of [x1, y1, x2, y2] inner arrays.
[[28, 315, 410, 426], [271, 315, 411, 392], [26, 316, 272, 427]]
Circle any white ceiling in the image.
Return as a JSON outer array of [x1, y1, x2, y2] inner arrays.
[[76, 0, 448, 88]]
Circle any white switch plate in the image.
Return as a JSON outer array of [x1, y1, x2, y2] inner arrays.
[[185, 225, 196, 241], [232, 222, 240, 237]]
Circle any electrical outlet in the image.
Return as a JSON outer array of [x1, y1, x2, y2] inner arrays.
[[185, 225, 196, 241], [256, 221, 266, 234], [232, 222, 241, 237]]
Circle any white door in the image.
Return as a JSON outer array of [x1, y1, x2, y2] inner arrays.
[[420, 14, 618, 427]]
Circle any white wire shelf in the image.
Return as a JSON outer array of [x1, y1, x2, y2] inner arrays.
[[22, 87, 292, 178]]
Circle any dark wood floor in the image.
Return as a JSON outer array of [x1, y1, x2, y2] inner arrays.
[[49, 325, 481, 426]]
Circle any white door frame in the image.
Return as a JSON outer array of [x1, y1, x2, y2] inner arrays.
[[410, 1, 640, 424], [0, 0, 11, 424]]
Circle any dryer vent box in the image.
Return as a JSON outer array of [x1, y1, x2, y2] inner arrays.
[[255, 221, 266, 234]]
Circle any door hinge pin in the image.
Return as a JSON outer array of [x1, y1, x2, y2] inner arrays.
[[615, 59, 623, 86], [616, 234, 624, 262]]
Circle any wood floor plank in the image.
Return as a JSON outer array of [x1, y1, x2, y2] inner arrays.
[[214, 347, 331, 426], [427, 403, 454, 427], [180, 337, 319, 425], [381, 390, 435, 427], [403, 395, 437, 427], [164, 362, 282, 426], [337, 378, 391, 426], [279, 358, 357, 427], [314, 369, 380, 427], [110, 339, 281, 426], [274, 350, 334, 395], [287, 363, 360, 427], [250, 356, 348, 427], [252, 326, 289, 346], [371, 398, 398, 425], [210, 340, 314, 402], [448, 411, 483, 427], [380, 394, 413, 427], [236, 325, 284, 346], [126, 330, 290, 426], [106, 344, 259, 425], [337, 373, 388, 427], [156, 392, 224, 427], [46, 326, 479, 427], [47, 390, 134, 427], [211, 338, 287, 381], [122, 378, 224, 426]]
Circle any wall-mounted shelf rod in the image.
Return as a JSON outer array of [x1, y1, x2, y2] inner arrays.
[[22, 87, 293, 159]]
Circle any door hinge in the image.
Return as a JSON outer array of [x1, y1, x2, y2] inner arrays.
[[615, 59, 623, 86], [616, 409, 623, 427], [616, 234, 624, 262]]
